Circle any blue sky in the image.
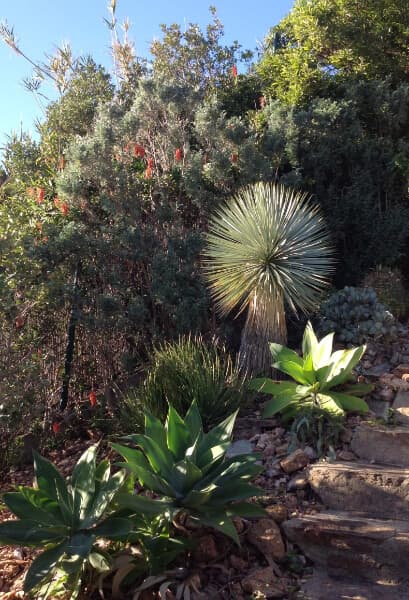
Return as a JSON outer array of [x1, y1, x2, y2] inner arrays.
[[0, 1, 293, 152]]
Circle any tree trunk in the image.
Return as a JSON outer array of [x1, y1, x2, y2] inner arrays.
[[239, 292, 287, 377]]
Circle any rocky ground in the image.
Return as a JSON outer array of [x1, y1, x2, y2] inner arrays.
[[2, 325, 409, 599]]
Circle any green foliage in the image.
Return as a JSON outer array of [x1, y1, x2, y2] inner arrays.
[[250, 322, 372, 420], [362, 266, 409, 320], [121, 336, 245, 430], [0, 444, 130, 596], [113, 401, 265, 544], [258, 0, 409, 105], [319, 286, 398, 345], [263, 84, 409, 282], [204, 182, 334, 374], [289, 408, 345, 457]]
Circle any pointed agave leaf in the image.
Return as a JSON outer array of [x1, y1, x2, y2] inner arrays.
[[115, 492, 171, 516], [196, 442, 230, 472], [341, 383, 374, 396], [168, 459, 203, 496], [227, 502, 267, 518], [112, 443, 151, 472], [0, 519, 67, 545], [262, 391, 301, 417], [317, 393, 344, 416], [71, 444, 98, 522], [123, 434, 173, 478], [82, 470, 127, 527], [33, 452, 72, 522], [3, 491, 65, 527], [302, 321, 318, 357], [95, 459, 111, 483], [182, 485, 217, 508], [145, 412, 167, 449], [66, 531, 95, 558], [195, 512, 239, 545], [183, 400, 203, 441], [327, 346, 366, 388], [329, 392, 369, 413], [198, 409, 238, 457], [23, 541, 67, 592], [210, 481, 263, 503], [166, 405, 191, 461], [93, 516, 132, 541], [269, 343, 303, 366], [312, 332, 334, 369], [273, 360, 313, 385], [249, 378, 301, 397], [125, 465, 175, 496]]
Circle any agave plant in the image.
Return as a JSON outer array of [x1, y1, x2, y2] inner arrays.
[[0, 445, 131, 597], [203, 182, 334, 375], [113, 400, 265, 544], [250, 322, 372, 419]]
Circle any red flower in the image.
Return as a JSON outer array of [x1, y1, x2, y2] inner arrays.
[[60, 202, 69, 216], [52, 422, 61, 434], [15, 316, 25, 329], [144, 166, 153, 179], [231, 65, 238, 78], [147, 157, 154, 169], [231, 153, 238, 164], [89, 390, 97, 407], [133, 143, 146, 158], [37, 188, 45, 204], [54, 197, 60, 209], [175, 147, 183, 162], [259, 95, 266, 108]]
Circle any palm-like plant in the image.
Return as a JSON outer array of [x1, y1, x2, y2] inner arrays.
[[203, 182, 334, 375]]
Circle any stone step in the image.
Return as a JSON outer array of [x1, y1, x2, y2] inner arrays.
[[351, 422, 409, 467], [308, 461, 409, 520], [301, 569, 409, 600], [283, 511, 409, 583]]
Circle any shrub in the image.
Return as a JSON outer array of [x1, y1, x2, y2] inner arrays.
[[121, 336, 245, 430], [250, 322, 372, 420], [362, 266, 409, 321], [318, 286, 398, 345], [114, 400, 265, 544]]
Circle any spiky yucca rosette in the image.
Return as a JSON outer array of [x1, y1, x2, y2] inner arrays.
[[204, 182, 334, 375]]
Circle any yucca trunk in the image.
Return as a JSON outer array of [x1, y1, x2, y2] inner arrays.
[[239, 292, 287, 376]]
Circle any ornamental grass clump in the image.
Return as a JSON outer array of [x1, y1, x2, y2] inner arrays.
[[121, 336, 245, 430], [250, 322, 372, 420]]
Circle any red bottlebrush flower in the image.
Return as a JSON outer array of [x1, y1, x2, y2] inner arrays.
[[175, 147, 183, 162], [147, 157, 154, 169], [60, 202, 69, 216], [231, 65, 238, 78], [37, 187, 45, 204], [15, 316, 25, 329], [52, 422, 61, 434], [54, 197, 60, 209], [144, 166, 153, 179], [133, 143, 146, 158], [27, 187, 36, 198], [89, 390, 97, 407], [259, 95, 266, 108], [231, 153, 238, 164], [59, 156, 66, 171]]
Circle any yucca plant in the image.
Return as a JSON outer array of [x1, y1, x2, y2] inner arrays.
[[250, 322, 372, 420], [203, 182, 334, 375], [121, 336, 245, 430], [0, 445, 131, 597], [113, 401, 265, 544]]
